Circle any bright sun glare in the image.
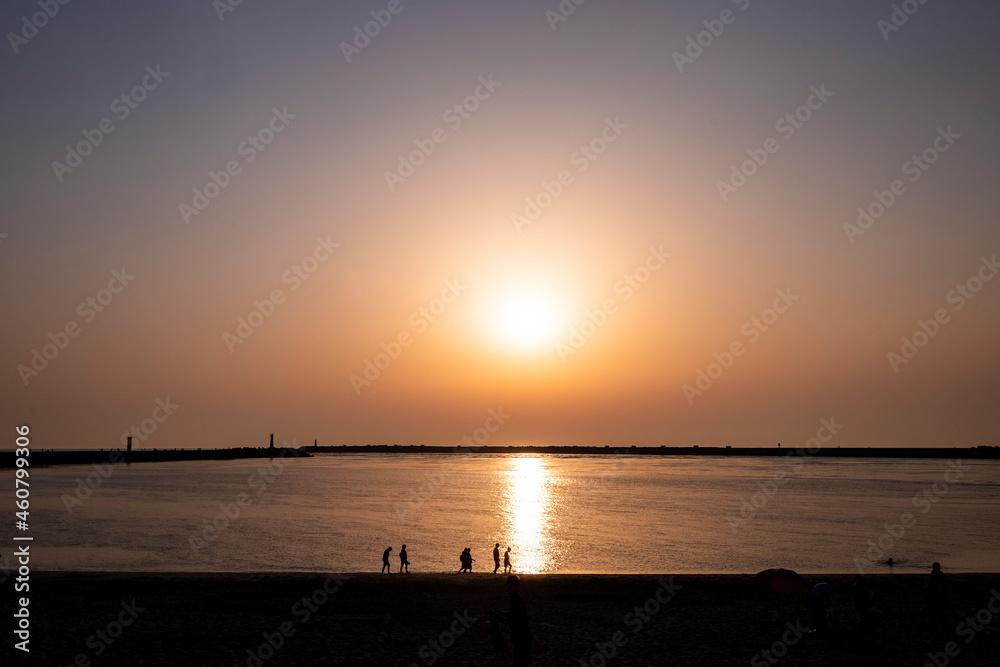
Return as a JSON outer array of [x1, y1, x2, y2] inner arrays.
[[490, 285, 567, 351]]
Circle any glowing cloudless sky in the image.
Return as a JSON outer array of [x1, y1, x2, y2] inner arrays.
[[1, 0, 998, 449]]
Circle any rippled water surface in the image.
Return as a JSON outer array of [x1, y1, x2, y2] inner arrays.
[[6, 454, 999, 574]]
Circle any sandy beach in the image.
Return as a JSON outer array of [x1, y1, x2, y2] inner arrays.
[[11, 572, 998, 666]]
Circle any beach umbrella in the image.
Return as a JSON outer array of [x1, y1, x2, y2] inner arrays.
[[755, 568, 812, 595]]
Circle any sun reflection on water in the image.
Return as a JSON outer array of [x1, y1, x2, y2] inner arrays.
[[503, 456, 553, 573]]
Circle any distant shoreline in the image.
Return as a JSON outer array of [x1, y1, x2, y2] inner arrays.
[[3, 444, 998, 468]]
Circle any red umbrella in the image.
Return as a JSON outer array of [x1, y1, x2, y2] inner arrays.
[[755, 568, 812, 595]]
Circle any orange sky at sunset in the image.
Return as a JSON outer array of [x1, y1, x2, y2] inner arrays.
[[2, 0, 998, 450]]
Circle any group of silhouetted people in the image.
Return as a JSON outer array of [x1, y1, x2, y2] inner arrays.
[[381, 544, 410, 573], [843, 562, 950, 635], [459, 543, 513, 574], [379, 542, 514, 574], [799, 561, 953, 640], [375, 543, 532, 663], [494, 543, 512, 574]]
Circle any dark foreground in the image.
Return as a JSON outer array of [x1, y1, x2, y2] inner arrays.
[[9, 572, 1000, 666]]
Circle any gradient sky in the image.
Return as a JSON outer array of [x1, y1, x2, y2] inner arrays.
[[2, 0, 998, 449]]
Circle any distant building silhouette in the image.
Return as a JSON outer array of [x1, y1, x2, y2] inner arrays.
[[269, 433, 275, 450]]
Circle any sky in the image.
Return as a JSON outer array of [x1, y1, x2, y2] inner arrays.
[[1, 0, 998, 450]]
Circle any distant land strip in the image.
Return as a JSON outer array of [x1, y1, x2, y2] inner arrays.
[[2, 444, 998, 468]]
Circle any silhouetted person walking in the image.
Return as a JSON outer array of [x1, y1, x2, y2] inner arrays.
[[504, 547, 512, 574], [493, 543, 501, 574], [399, 544, 410, 573], [459, 548, 473, 573], [493, 575, 532, 666], [381, 546, 392, 573]]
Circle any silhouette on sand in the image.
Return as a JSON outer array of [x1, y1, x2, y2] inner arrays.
[[492, 575, 533, 666], [459, 548, 475, 573], [928, 561, 949, 632], [381, 546, 392, 573]]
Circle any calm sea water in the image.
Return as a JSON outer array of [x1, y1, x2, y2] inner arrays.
[[5, 454, 999, 574]]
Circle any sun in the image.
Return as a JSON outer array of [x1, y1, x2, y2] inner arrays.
[[489, 283, 568, 352]]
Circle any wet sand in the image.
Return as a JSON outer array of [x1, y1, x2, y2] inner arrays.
[[13, 572, 1000, 666]]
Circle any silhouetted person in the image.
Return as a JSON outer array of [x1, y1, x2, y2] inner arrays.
[[493, 575, 532, 666], [928, 561, 949, 632], [807, 583, 832, 634], [489, 607, 509, 659], [504, 547, 512, 574], [399, 544, 410, 573], [493, 543, 501, 574], [381, 546, 392, 573], [459, 548, 473, 573]]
